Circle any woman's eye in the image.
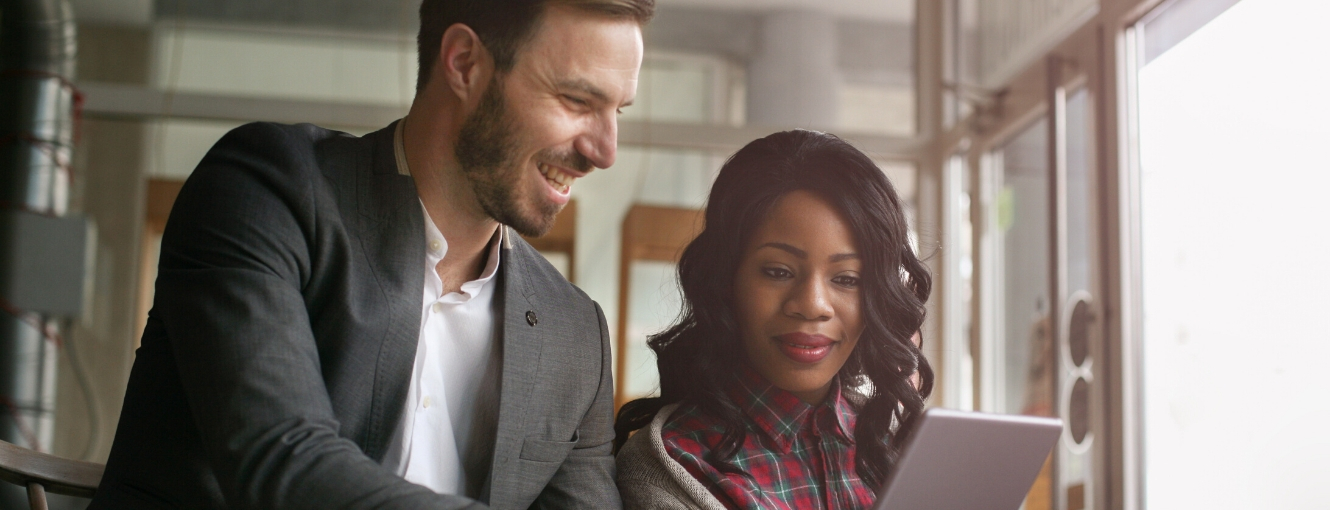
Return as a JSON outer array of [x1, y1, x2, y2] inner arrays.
[[761, 267, 793, 279], [832, 275, 860, 288]]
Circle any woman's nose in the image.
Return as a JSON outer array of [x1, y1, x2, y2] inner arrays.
[[784, 277, 833, 321]]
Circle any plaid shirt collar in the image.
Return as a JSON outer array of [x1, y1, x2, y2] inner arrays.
[[729, 366, 857, 454]]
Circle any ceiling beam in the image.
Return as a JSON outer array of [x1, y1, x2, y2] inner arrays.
[[79, 81, 921, 159]]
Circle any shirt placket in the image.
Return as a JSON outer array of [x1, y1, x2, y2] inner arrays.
[[806, 417, 835, 510], [823, 409, 859, 510], [404, 226, 445, 478]]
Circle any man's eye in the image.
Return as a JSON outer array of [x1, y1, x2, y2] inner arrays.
[[564, 95, 589, 107]]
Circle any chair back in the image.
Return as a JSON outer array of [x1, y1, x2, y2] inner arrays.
[[0, 440, 104, 510]]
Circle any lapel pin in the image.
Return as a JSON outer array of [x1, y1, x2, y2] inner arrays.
[[526, 310, 538, 326]]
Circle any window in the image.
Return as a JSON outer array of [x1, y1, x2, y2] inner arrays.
[[1136, 1, 1330, 507]]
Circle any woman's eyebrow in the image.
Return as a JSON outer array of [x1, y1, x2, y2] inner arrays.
[[757, 243, 859, 262], [758, 242, 806, 259]]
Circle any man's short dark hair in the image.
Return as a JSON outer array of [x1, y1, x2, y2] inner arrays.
[[416, 0, 655, 93]]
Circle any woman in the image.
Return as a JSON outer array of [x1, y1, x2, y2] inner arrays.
[[614, 130, 933, 510]]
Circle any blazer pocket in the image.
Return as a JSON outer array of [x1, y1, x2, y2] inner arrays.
[[518, 433, 578, 463]]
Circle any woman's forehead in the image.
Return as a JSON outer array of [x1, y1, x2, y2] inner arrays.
[[746, 191, 859, 257]]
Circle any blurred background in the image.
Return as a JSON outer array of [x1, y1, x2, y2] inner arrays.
[[2, 0, 1326, 508]]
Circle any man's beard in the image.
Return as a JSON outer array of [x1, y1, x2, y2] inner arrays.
[[454, 75, 591, 237]]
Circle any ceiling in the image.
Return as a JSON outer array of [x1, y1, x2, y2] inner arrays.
[[69, 0, 154, 25], [67, 0, 915, 28], [64, 0, 913, 83], [656, 0, 913, 23]]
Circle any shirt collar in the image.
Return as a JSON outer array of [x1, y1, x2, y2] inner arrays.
[[730, 366, 857, 453], [471, 227, 503, 285], [394, 118, 411, 176], [420, 200, 503, 291]]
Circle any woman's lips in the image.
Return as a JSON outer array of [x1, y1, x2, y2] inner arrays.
[[774, 333, 836, 364]]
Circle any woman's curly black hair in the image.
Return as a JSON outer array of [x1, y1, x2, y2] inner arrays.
[[613, 129, 934, 488]]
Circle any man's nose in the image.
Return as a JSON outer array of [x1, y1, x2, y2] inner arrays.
[[575, 113, 618, 170]]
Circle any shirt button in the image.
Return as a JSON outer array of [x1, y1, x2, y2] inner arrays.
[[431, 302, 443, 314], [428, 239, 442, 254], [422, 396, 432, 409]]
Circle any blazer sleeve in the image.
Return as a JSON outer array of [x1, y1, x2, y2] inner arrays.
[[527, 302, 622, 509], [155, 123, 484, 510]]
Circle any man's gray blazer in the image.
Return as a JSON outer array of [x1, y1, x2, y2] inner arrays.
[[89, 121, 621, 509]]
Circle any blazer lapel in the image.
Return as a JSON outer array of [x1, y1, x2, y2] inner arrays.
[[486, 229, 546, 507], [347, 122, 427, 460]]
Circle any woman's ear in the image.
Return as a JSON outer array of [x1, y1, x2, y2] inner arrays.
[[436, 23, 493, 104]]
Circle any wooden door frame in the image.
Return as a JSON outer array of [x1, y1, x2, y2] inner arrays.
[[613, 204, 704, 410], [136, 179, 183, 348]]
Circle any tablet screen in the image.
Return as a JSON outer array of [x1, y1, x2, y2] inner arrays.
[[874, 408, 1062, 510]]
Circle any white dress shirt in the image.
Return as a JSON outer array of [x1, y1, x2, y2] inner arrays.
[[383, 121, 503, 498]]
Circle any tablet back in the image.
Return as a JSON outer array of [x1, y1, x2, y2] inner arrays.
[[874, 408, 1062, 510]]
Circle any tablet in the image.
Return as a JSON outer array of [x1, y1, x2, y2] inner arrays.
[[874, 408, 1063, 510]]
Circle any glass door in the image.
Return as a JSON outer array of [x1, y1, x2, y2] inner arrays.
[[978, 114, 1059, 510], [969, 57, 1103, 510]]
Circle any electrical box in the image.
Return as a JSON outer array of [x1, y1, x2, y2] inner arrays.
[[0, 210, 94, 316]]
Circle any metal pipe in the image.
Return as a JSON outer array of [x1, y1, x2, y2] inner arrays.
[[0, 0, 77, 487]]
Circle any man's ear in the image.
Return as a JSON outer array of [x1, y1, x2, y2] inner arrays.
[[437, 23, 492, 104]]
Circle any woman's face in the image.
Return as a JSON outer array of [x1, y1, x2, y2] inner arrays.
[[734, 190, 864, 404]]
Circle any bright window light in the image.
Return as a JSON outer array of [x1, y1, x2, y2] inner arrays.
[[1140, 0, 1330, 508]]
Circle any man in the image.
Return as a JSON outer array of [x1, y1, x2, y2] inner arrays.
[[89, 1, 651, 508]]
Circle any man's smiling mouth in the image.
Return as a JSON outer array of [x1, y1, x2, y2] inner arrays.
[[538, 162, 575, 194]]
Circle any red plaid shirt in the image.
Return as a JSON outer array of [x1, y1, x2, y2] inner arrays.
[[660, 368, 876, 509]]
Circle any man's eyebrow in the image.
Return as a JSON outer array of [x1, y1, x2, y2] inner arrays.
[[757, 242, 859, 262], [558, 79, 632, 107], [558, 79, 610, 102]]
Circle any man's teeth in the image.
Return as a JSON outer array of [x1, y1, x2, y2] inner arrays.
[[538, 163, 574, 193]]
